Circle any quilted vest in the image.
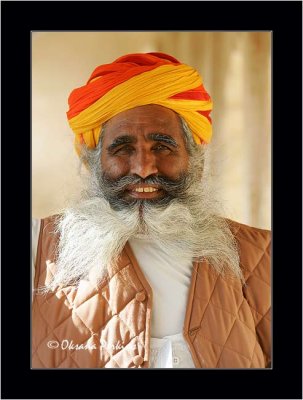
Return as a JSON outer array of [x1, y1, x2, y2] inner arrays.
[[32, 215, 271, 368]]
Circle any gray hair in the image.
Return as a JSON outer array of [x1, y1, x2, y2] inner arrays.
[[40, 114, 244, 293]]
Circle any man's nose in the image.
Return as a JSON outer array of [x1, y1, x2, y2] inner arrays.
[[130, 149, 158, 179]]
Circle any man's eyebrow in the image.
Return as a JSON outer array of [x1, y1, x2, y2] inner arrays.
[[107, 135, 136, 151], [148, 133, 178, 148]]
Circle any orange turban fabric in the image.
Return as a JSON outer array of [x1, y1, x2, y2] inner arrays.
[[67, 52, 213, 154]]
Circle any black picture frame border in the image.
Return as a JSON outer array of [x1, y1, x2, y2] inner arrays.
[[1, 1, 302, 399]]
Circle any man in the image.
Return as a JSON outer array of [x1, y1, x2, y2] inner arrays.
[[32, 52, 271, 368]]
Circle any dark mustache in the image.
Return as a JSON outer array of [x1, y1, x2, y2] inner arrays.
[[101, 174, 191, 198]]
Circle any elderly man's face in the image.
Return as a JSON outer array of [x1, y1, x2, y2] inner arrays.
[[101, 105, 189, 203]]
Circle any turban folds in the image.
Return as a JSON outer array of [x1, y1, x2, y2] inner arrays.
[[67, 52, 213, 154]]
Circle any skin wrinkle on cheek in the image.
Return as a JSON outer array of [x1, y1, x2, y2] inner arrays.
[[102, 149, 183, 182]]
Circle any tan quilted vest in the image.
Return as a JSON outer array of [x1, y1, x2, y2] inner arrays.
[[32, 215, 271, 368]]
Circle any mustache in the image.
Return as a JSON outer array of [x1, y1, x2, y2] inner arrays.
[[103, 174, 190, 195], [99, 173, 193, 209]]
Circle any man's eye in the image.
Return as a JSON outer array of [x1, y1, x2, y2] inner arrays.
[[113, 145, 134, 155], [153, 144, 171, 152]]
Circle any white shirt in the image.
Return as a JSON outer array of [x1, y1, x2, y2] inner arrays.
[[150, 333, 195, 368], [128, 236, 195, 368], [32, 219, 196, 368]]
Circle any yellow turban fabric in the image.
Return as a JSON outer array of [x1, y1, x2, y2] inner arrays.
[[67, 52, 213, 154]]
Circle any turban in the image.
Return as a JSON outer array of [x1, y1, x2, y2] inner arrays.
[[66, 52, 213, 154]]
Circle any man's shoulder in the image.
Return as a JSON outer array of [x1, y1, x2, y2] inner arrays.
[[226, 219, 271, 283], [40, 213, 61, 226], [226, 218, 271, 250], [226, 218, 271, 234], [36, 214, 62, 240]]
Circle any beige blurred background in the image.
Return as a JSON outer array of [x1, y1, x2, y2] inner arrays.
[[32, 32, 271, 230]]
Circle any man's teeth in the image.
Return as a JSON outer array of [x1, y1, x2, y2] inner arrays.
[[134, 187, 159, 193]]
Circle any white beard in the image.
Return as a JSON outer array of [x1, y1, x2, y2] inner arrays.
[[46, 166, 243, 291]]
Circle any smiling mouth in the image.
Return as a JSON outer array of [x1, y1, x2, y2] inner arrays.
[[133, 187, 158, 193], [127, 185, 163, 199]]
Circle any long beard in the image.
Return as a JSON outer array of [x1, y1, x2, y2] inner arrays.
[[46, 151, 243, 291]]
